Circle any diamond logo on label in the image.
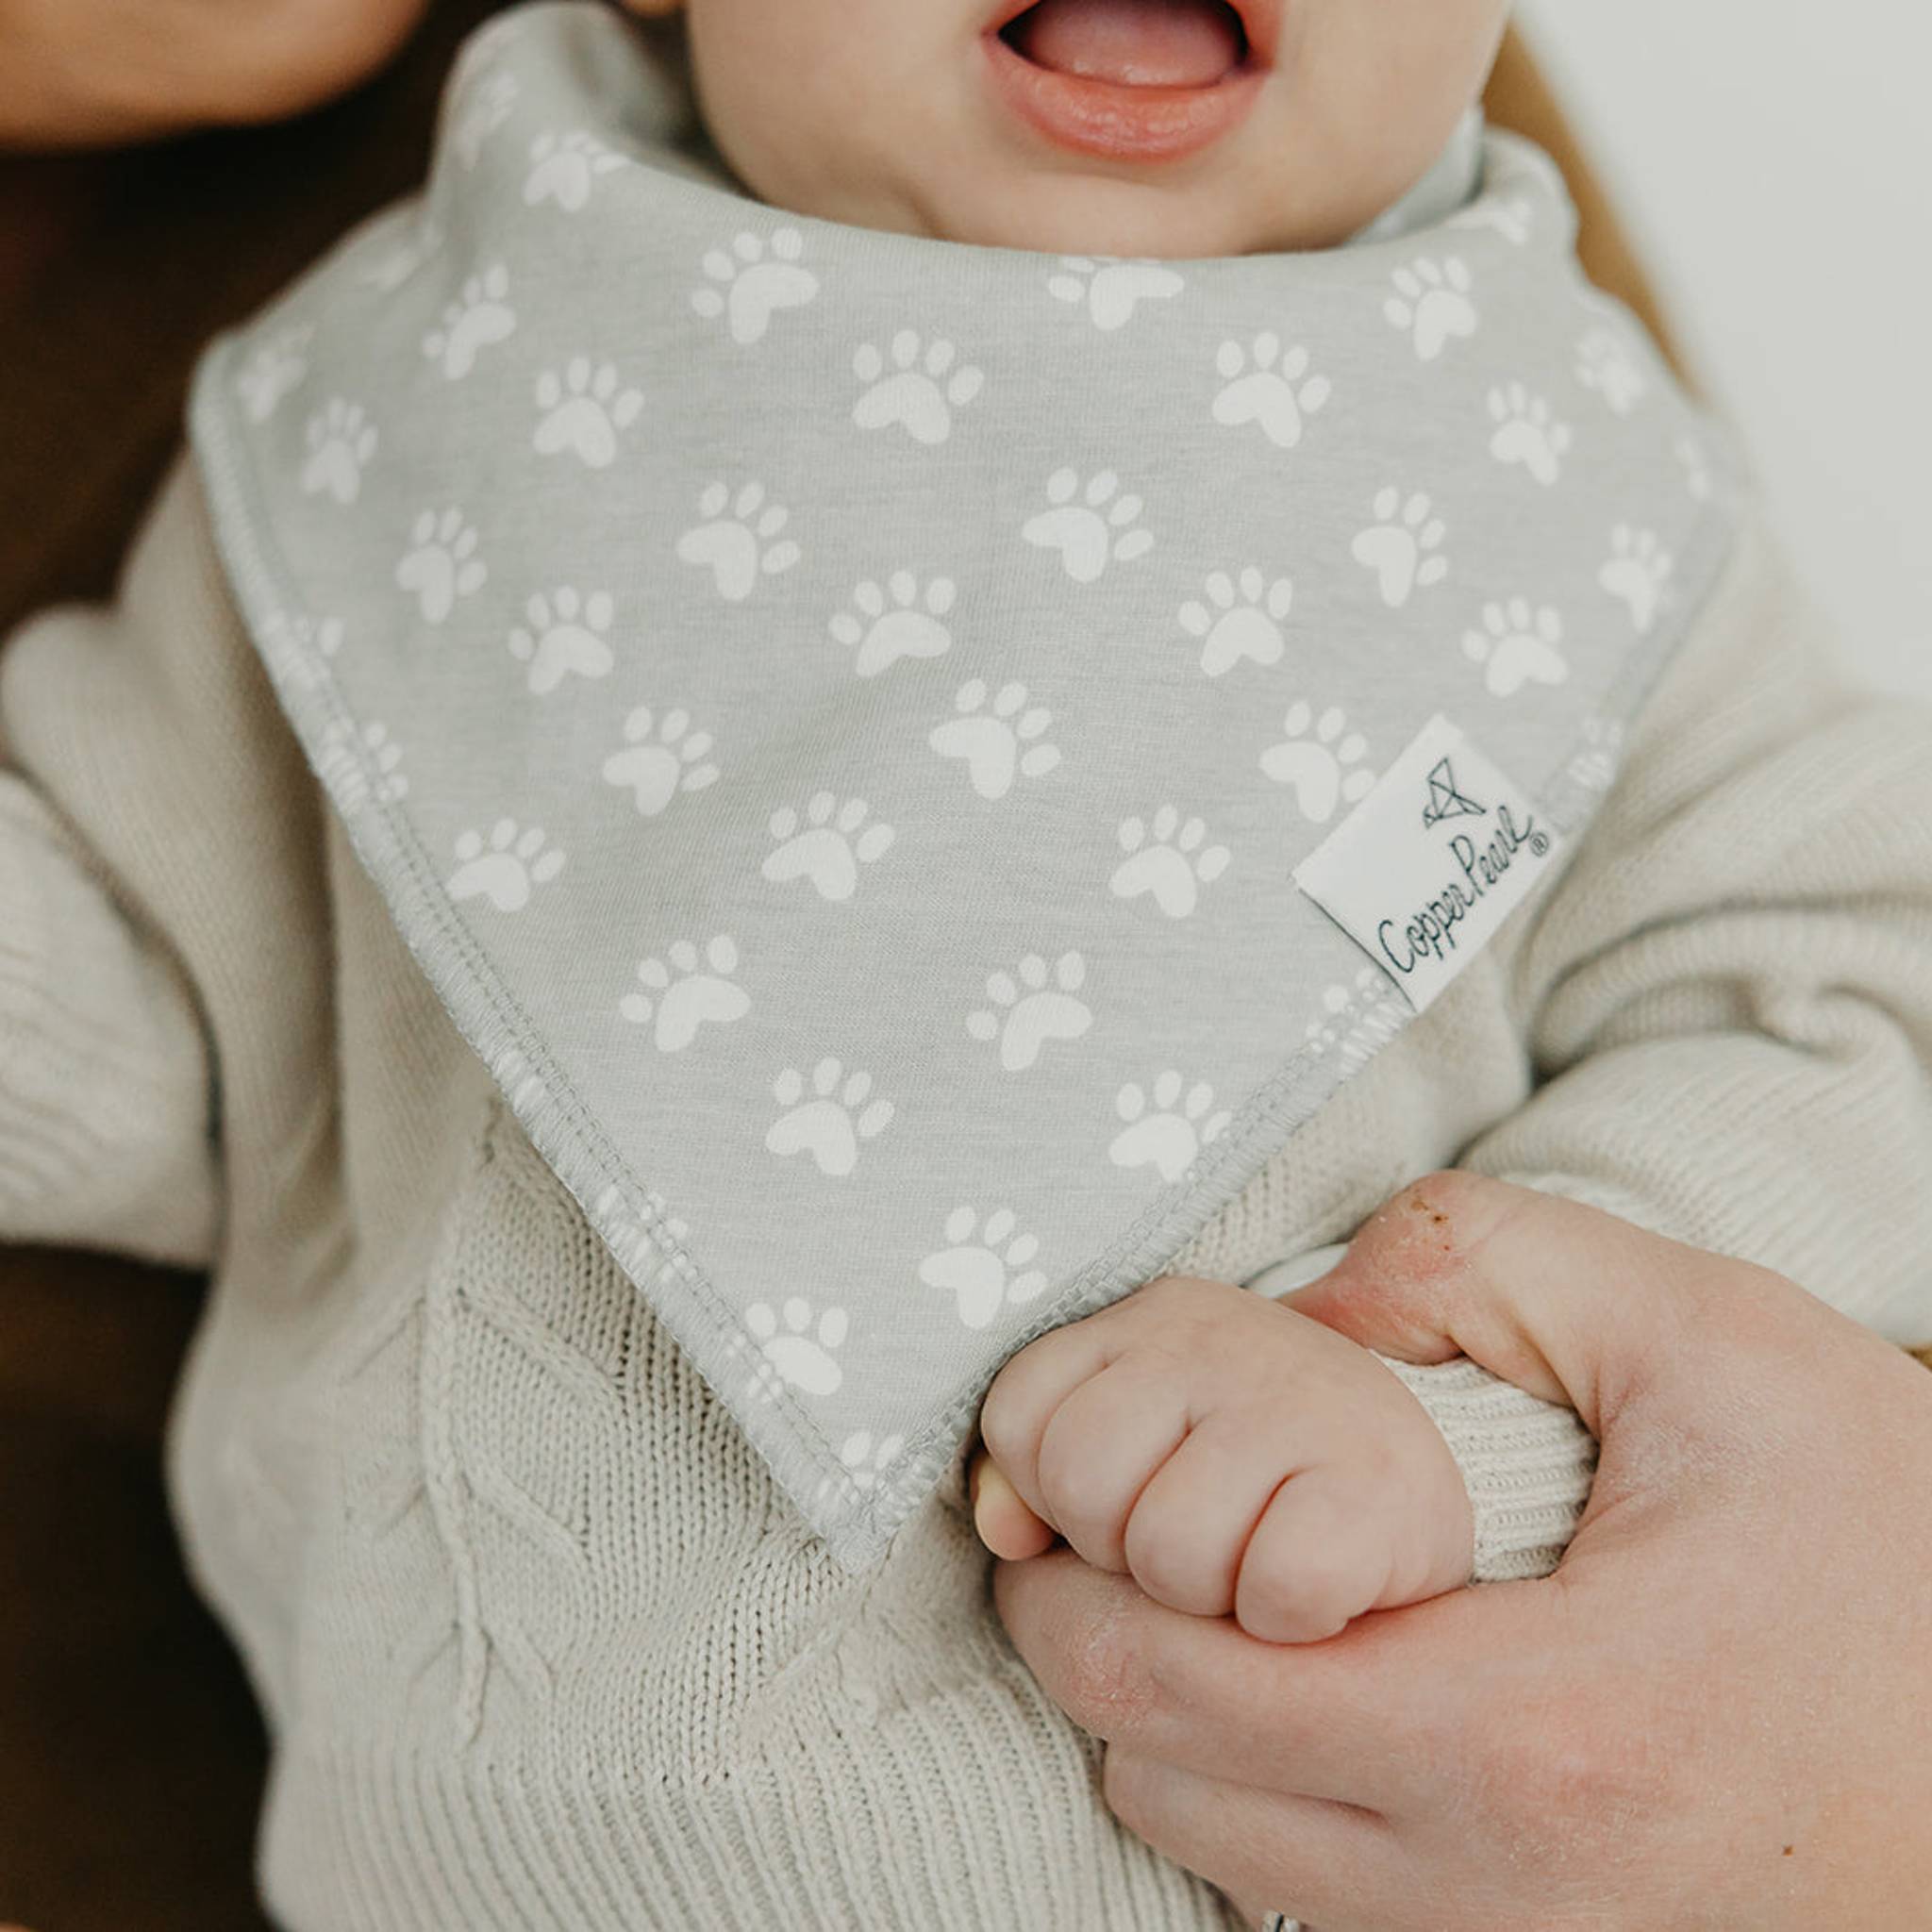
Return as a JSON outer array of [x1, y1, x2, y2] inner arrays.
[[1420, 756, 1486, 829]]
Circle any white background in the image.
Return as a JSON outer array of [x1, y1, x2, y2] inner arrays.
[[1519, 0, 1932, 696]]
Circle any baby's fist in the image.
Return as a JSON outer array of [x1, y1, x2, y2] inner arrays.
[[975, 1276, 1474, 1642]]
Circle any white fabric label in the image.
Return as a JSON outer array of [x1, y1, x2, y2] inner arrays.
[[1294, 715, 1562, 1014]]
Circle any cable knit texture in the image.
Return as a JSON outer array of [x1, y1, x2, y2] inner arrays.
[[4, 463, 1932, 1930]]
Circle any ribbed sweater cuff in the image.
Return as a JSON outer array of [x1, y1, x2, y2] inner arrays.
[[1377, 1355, 1597, 1582]]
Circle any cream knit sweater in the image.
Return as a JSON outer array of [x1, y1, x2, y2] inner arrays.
[[5, 460, 1932, 1930]]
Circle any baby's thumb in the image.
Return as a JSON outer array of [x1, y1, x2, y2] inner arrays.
[[1283, 1171, 1702, 1436]]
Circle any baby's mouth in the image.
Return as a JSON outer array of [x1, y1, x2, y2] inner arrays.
[[999, 0, 1250, 91], [984, 0, 1272, 165]]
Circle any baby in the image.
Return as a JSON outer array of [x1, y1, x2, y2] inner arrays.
[[7, 2, 1932, 1928]]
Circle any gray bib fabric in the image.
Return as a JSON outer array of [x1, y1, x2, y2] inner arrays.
[[190, 0, 1741, 1567]]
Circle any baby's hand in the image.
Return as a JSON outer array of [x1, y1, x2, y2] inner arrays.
[[974, 1276, 1474, 1643]]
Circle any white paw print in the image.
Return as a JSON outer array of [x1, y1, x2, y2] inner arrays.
[[1210, 333, 1332, 449], [1599, 525, 1674, 635], [1383, 257, 1479, 362], [829, 573, 957, 679], [766, 1060, 894, 1179], [602, 705, 720, 817], [1046, 257, 1185, 331], [421, 263, 516, 380], [299, 399, 378, 506], [1449, 194, 1535, 245], [966, 952, 1092, 1074], [317, 718, 408, 814], [620, 935, 749, 1052], [1302, 974, 1382, 1060], [1464, 599, 1570, 699], [919, 1207, 1050, 1330], [524, 129, 629, 211], [1676, 436, 1715, 504], [280, 612, 344, 681], [817, 1429, 907, 1505], [1260, 702, 1377, 824], [1576, 327, 1648, 417], [236, 325, 311, 424], [358, 212, 442, 294], [763, 793, 894, 903], [691, 227, 820, 345], [396, 508, 488, 624], [532, 358, 643, 470], [1351, 488, 1450, 608], [1110, 808, 1231, 920], [1566, 716, 1626, 795], [676, 480, 802, 602], [1023, 468, 1154, 584], [1487, 383, 1573, 487], [737, 1296, 850, 1398], [446, 819, 565, 912], [851, 330, 985, 446], [507, 587, 615, 695], [1109, 1073, 1232, 1184], [452, 68, 518, 171], [928, 680, 1061, 802], [1177, 568, 1294, 678]]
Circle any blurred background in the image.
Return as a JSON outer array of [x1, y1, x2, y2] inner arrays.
[[1522, 0, 1932, 697]]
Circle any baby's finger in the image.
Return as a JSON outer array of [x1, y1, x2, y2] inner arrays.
[[1236, 1466, 1400, 1645], [978, 1309, 1128, 1526], [971, 1454, 1057, 1560], [1035, 1360, 1191, 1574]]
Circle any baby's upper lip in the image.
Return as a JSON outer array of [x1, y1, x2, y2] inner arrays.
[[986, 0, 1282, 72]]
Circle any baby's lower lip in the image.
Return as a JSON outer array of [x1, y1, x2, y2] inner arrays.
[[982, 29, 1266, 166]]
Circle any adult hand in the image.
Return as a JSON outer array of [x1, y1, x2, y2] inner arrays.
[[0, 0, 431, 147], [993, 1170, 1932, 1929]]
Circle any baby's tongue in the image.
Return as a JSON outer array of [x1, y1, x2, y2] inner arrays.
[[1008, 0, 1244, 89]]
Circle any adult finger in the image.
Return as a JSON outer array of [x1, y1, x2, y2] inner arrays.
[[1102, 1749, 1398, 1932], [992, 1548, 1448, 1811], [1284, 1169, 1796, 1433]]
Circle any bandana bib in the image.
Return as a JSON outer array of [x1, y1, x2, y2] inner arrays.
[[191, 0, 1741, 1567]]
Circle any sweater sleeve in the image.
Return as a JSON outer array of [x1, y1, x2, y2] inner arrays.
[[0, 611, 220, 1270], [1430, 511, 1932, 1578]]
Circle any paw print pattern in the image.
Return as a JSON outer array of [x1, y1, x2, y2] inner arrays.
[[1177, 569, 1294, 678], [507, 587, 615, 694], [532, 358, 643, 469], [737, 1297, 850, 1398], [602, 706, 720, 817], [928, 680, 1061, 802], [1109, 1074, 1232, 1184], [317, 719, 408, 815], [524, 130, 629, 211], [396, 508, 487, 624], [1463, 599, 1570, 698], [1576, 327, 1648, 417], [422, 264, 517, 379], [1599, 525, 1674, 635], [1449, 195, 1535, 246], [829, 573, 957, 679], [966, 952, 1092, 1074], [919, 1207, 1049, 1330], [1111, 809, 1230, 921], [446, 820, 565, 913], [452, 68, 517, 171], [691, 228, 820, 344], [300, 399, 378, 506], [817, 1430, 906, 1506], [1351, 489, 1449, 608], [1260, 703, 1377, 824], [620, 935, 749, 1052], [236, 325, 311, 424], [677, 481, 802, 602], [1676, 437, 1715, 504], [1383, 257, 1479, 361], [1046, 257, 1185, 331], [766, 1061, 894, 1179], [763, 793, 894, 903], [1023, 468, 1154, 584], [851, 331, 985, 446], [1211, 334, 1332, 449], [1487, 384, 1573, 487]]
